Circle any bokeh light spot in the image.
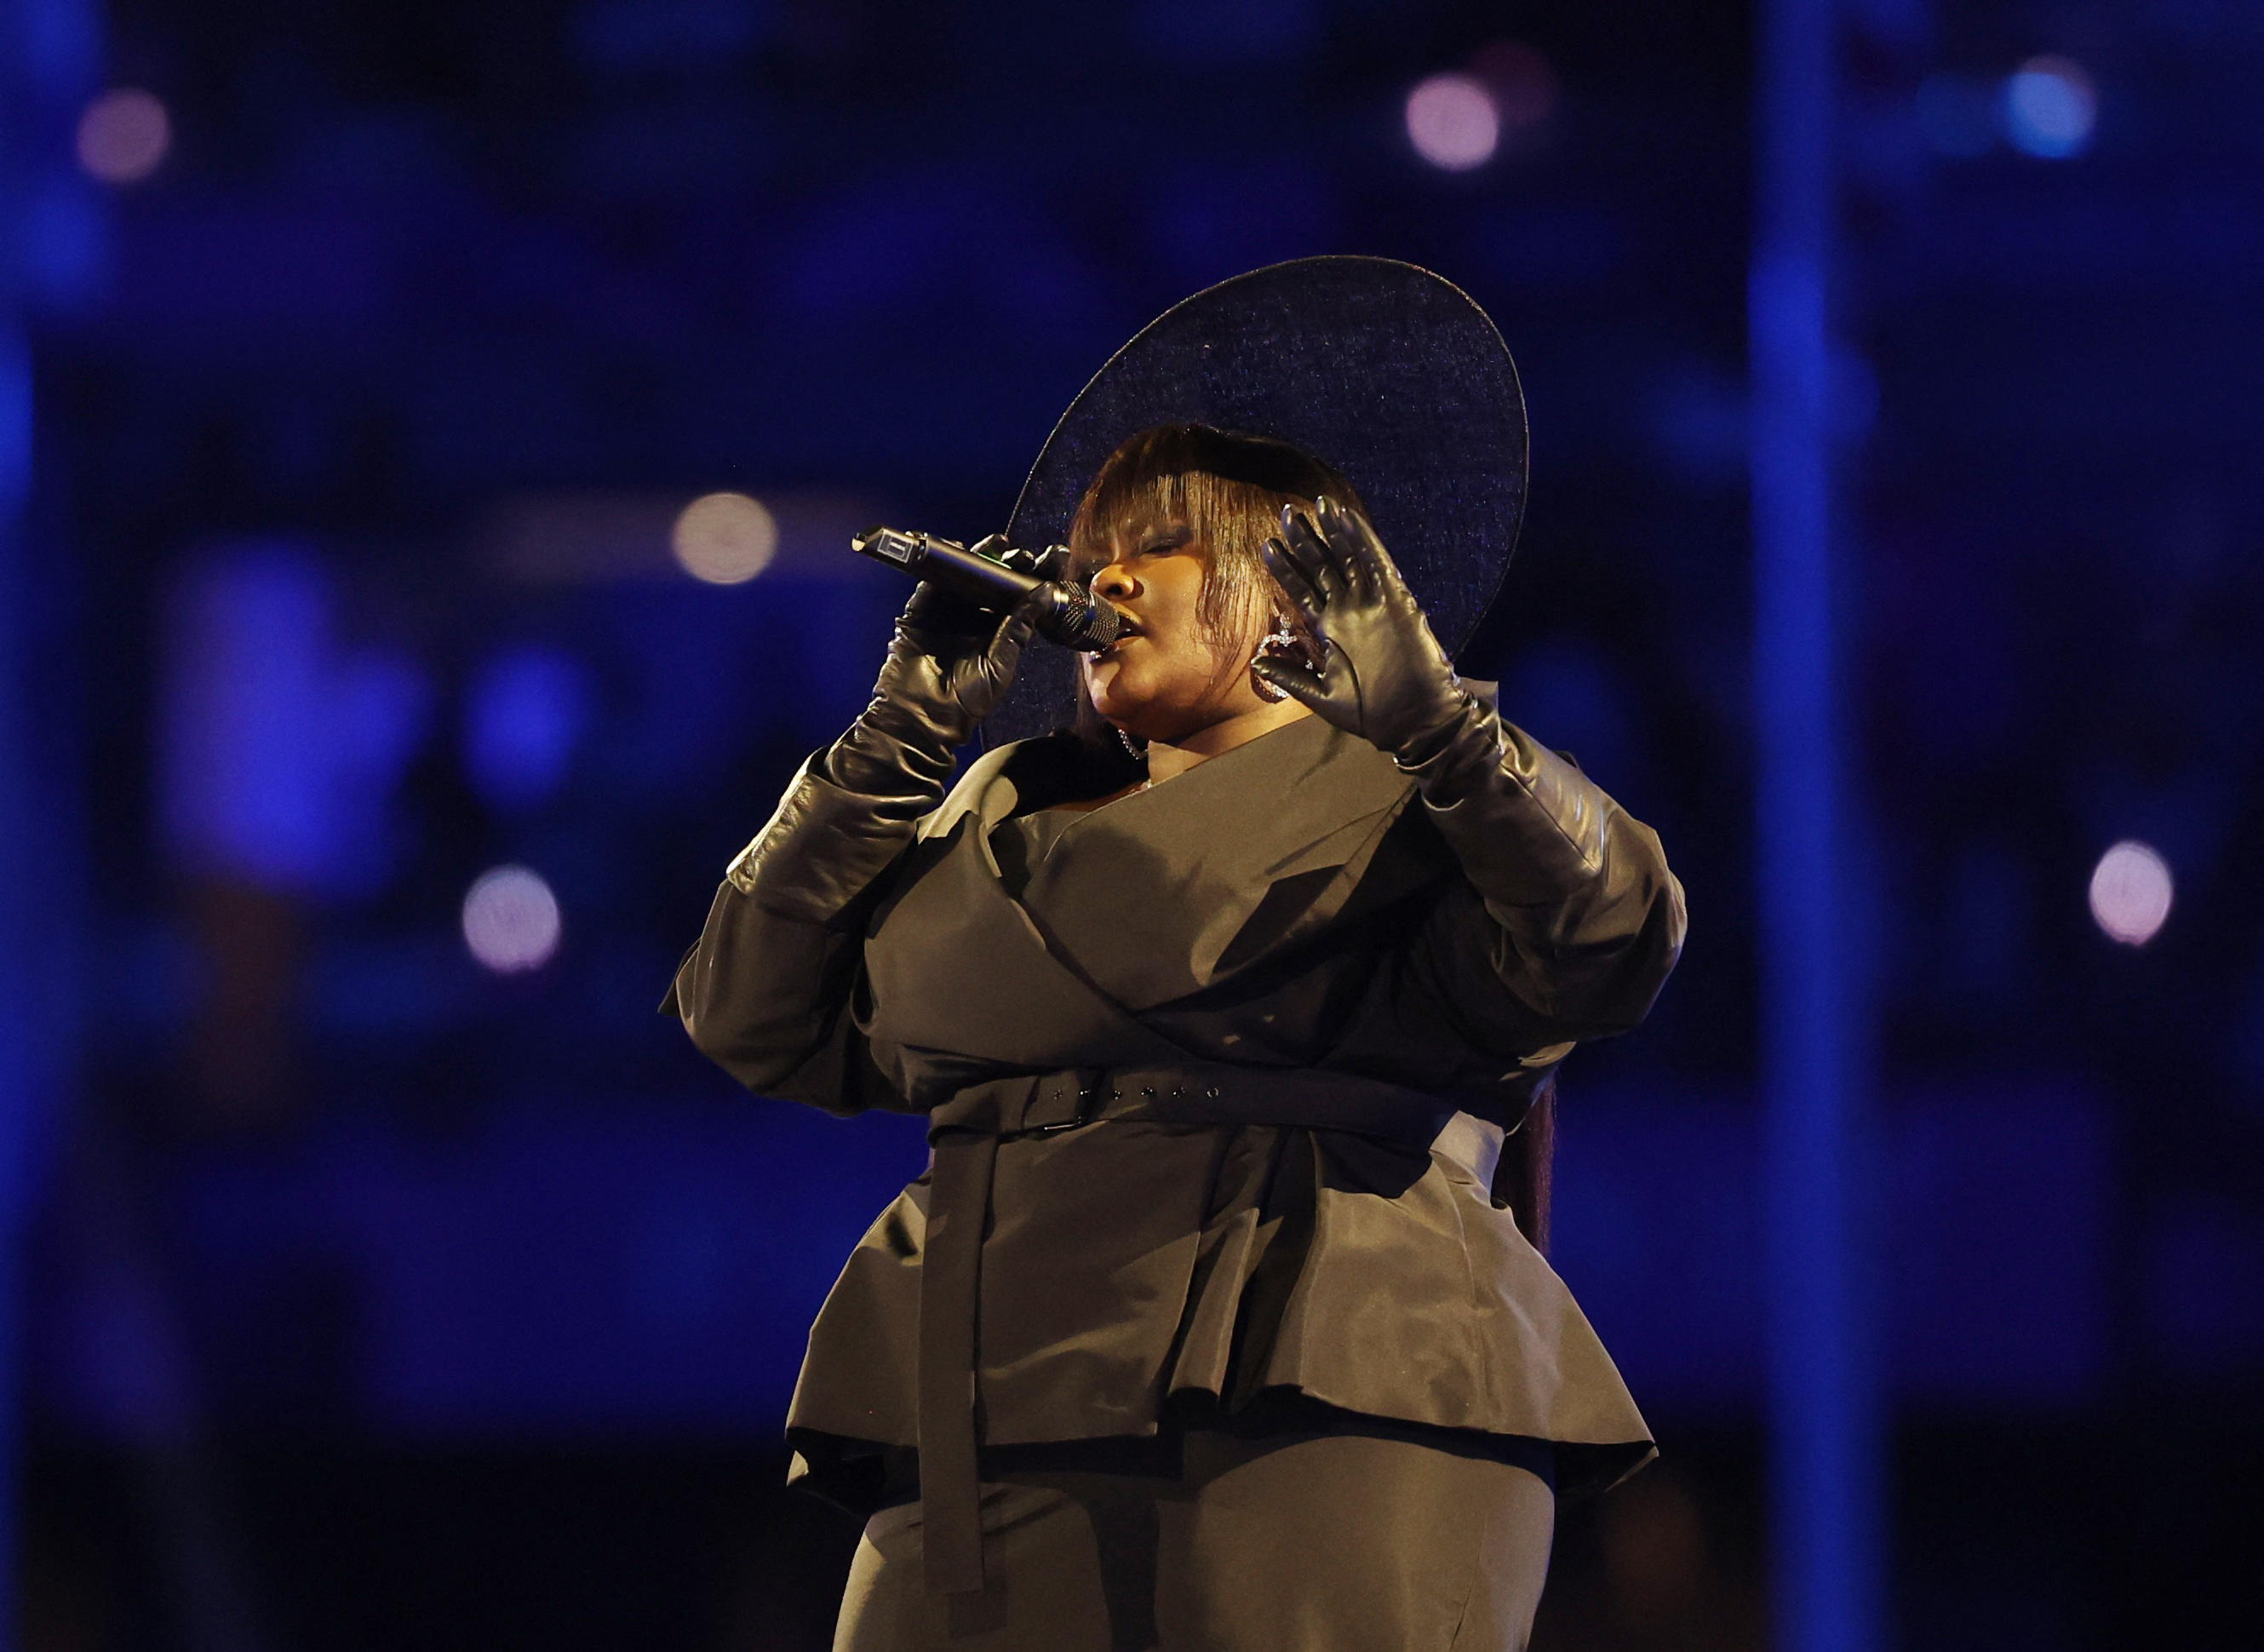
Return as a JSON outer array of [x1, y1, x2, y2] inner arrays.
[[2003, 56, 2095, 159], [462, 864, 562, 973], [77, 87, 171, 184], [672, 491, 778, 584], [1406, 73, 1499, 172], [2089, 840, 2171, 947]]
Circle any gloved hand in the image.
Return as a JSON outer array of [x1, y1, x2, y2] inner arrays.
[[1256, 499, 1682, 1035], [824, 576, 1040, 802], [1252, 496, 1494, 804], [724, 580, 1036, 919], [1254, 496, 1632, 918]]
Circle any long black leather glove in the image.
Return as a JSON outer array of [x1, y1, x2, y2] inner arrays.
[[724, 580, 1037, 922], [824, 576, 1037, 798], [1253, 496, 1482, 789], [1255, 498, 1682, 969]]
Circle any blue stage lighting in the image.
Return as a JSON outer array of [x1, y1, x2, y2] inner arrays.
[[2003, 56, 2095, 159]]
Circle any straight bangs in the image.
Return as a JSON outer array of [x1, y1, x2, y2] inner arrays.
[[1066, 424, 1365, 679]]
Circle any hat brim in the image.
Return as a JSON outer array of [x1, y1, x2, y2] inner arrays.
[[989, 255, 1527, 745]]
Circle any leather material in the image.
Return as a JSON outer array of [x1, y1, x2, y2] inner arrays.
[[722, 756, 927, 924], [719, 583, 1036, 925], [1407, 707, 1685, 1030], [1254, 495, 1481, 772], [851, 581, 1038, 776], [1252, 495, 1683, 1028]]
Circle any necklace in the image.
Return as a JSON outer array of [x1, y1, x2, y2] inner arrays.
[[1114, 729, 1155, 795]]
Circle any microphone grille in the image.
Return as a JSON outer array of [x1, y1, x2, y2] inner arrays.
[[1058, 587, 1122, 649]]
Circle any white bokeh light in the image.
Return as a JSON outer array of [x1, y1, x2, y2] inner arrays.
[[461, 864, 562, 973], [2088, 840, 2172, 947], [2003, 55, 2095, 160], [672, 491, 778, 584], [77, 87, 171, 184], [1406, 73, 1499, 172]]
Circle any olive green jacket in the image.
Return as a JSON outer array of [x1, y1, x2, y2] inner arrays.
[[668, 708, 1684, 1509]]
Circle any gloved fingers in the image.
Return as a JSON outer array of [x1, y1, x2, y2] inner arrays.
[[899, 580, 954, 623], [1279, 506, 1338, 595], [901, 579, 996, 643], [1278, 505, 1347, 604], [1309, 496, 1370, 602], [1296, 501, 1371, 609], [1259, 536, 1327, 633], [1256, 631, 1361, 712], [960, 594, 1039, 713], [984, 591, 1042, 671], [1248, 653, 1330, 711], [1317, 496, 1400, 605]]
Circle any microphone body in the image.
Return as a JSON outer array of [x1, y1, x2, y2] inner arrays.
[[852, 526, 1125, 653]]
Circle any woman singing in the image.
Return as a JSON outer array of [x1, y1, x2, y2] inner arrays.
[[668, 258, 1684, 1650]]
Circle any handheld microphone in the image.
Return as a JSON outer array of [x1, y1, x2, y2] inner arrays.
[[851, 526, 1126, 653]]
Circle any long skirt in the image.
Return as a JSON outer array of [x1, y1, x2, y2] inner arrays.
[[831, 1413, 1556, 1652]]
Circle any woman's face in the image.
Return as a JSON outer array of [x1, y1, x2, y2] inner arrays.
[[1078, 507, 1275, 745]]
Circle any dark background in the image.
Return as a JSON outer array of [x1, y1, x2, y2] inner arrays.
[[4, 0, 2262, 1647]]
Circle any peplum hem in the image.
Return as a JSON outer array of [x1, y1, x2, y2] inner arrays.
[[782, 1115, 1654, 1512]]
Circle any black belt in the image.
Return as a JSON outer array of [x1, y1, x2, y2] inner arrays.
[[915, 1063, 1457, 1602]]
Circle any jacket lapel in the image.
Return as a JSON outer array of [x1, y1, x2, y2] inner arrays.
[[857, 717, 1423, 1092], [1007, 717, 1419, 1010]]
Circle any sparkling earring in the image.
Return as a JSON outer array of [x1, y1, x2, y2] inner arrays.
[[1249, 613, 1299, 703], [1117, 727, 1146, 762]]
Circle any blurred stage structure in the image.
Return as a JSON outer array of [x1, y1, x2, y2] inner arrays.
[[1751, 1, 1879, 1649]]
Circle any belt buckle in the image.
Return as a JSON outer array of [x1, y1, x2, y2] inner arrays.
[[1026, 1072, 1102, 1136]]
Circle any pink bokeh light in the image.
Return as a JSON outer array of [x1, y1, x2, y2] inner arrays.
[[1405, 74, 1499, 172], [77, 87, 171, 185], [2088, 840, 2171, 947]]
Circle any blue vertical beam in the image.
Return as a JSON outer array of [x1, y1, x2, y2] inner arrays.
[[1751, 0, 1883, 1650], [0, 312, 26, 1652], [0, 110, 32, 1652]]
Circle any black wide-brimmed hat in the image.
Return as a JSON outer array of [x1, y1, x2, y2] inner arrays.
[[988, 255, 1528, 745]]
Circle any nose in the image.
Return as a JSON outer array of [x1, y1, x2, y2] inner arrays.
[[1089, 561, 1138, 601]]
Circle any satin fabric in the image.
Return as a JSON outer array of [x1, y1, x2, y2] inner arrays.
[[834, 1425, 1556, 1651], [669, 711, 1682, 1516]]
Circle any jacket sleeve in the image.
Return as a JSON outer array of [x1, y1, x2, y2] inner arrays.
[[663, 754, 920, 1116], [1398, 708, 1686, 1050]]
